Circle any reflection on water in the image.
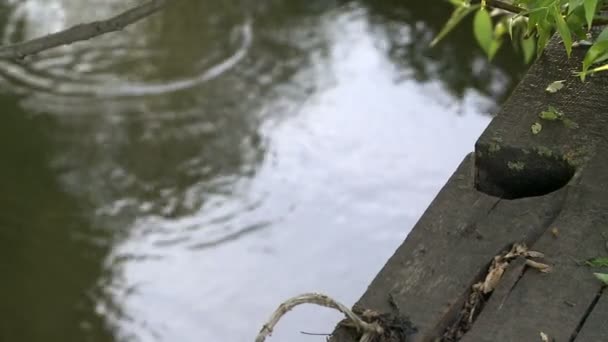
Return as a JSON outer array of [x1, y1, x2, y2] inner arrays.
[[0, 1, 526, 341]]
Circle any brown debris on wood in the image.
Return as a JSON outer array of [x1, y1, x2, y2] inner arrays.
[[442, 243, 550, 341], [336, 309, 417, 342]]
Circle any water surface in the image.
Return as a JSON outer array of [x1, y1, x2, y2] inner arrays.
[[0, 1, 526, 341]]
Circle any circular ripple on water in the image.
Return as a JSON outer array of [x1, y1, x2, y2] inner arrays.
[[0, 0, 253, 99]]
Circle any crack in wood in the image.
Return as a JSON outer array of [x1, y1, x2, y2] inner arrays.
[[570, 286, 605, 341]]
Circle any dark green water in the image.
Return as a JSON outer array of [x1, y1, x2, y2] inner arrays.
[[0, 1, 526, 341]]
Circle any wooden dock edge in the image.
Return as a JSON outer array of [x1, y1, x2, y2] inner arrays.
[[330, 37, 608, 342]]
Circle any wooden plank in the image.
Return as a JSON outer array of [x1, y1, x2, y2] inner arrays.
[[332, 36, 608, 341], [574, 290, 608, 342], [460, 187, 608, 342], [330, 154, 567, 342]]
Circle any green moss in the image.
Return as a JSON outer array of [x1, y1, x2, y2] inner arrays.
[[488, 142, 501, 153], [487, 136, 503, 153], [507, 161, 525, 171]]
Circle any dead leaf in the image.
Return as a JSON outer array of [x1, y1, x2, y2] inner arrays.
[[525, 250, 545, 258], [551, 227, 559, 238], [504, 243, 532, 259], [540, 331, 550, 342], [545, 80, 565, 93], [481, 260, 508, 293], [526, 259, 552, 273]]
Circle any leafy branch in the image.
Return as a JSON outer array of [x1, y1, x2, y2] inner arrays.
[[433, 0, 608, 80]]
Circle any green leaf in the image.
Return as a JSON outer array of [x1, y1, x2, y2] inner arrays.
[[568, 0, 585, 14], [488, 39, 503, 60], [597, 27, 608, 42], [582, 40, 608, 74], [528, 5, 550, 36], [567, 5, 589, 37], [539, 105, 564, 120], [494, 20, 508, 37], [594, 272, 608, 285], [431, 4, 481, 47], [531, 122, 543, 134], [546, 80, 565, 92], [577, 63, 608, 80], [586, 257, 608, 267], [583, 0, 599, 29], [536, 24, 552, 58], [552, 6, 573, 57], [448, 0, 467, 6], [522, 36, 536, 63], [563, 118, 579, 129], [474, 8, 494, 57]]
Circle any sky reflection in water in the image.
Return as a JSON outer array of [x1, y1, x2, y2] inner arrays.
[[0, 1, 525, 341]]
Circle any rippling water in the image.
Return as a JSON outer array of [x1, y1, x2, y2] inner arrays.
[[0, 1, 526, 341]]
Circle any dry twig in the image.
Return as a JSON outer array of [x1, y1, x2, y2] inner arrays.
[[443, 243, 550, 341], [255, 293, 384, 342]]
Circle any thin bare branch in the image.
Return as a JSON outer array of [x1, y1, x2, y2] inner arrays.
[[486, 0, 524, 14], [484, 0, 608, 25], [0, 0, 168, 59]]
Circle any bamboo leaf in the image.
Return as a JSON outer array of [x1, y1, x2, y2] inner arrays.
[[567, 5, 589, 37], [568, 0, 585, 14], [448, 0, 467, 6], [582, 40, 608, 74], [552, 6, 573, 57], [488, 38, 503, 60], [536, 23, 551, 57], [528, 8, 549, 35], [597, 26, 608, 42], [583, 0, 599, 29], [522, 36, 536, 63], [494, 20, 507, 37], [474, 8, 494, 57], [431, 4, 481, 47], [527, 0, 554, 34]]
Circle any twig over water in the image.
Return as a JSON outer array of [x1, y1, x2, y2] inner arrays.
[[0, 0, 168, 60]]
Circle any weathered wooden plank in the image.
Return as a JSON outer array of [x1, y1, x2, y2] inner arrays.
[[574, 291, 608, 342], [460, 187, 608, 342], [330, 154, 566, 342], [331, 35, 608, 341]]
